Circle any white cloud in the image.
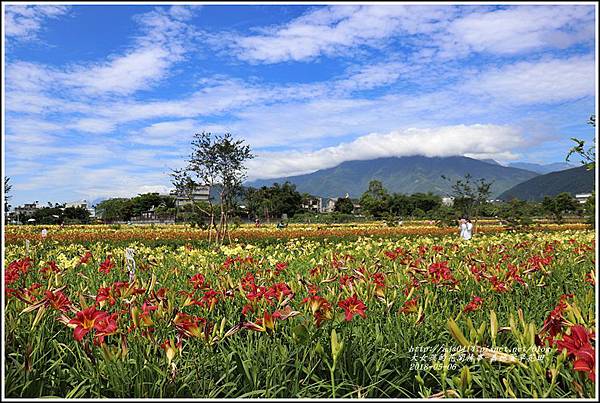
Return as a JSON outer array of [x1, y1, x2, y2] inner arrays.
[[246, 124, 525, 180], [222, 5, 594, 64], [441, 5, 595, 57], [463, 56, 595, 104], [227, 5, 454, 63], [67, 118, 117, 134], [4, 4, 70, 41], [5, 6, 196, 98], [65, 47, 173, 96], [336, 61, 408, 91], [131, 119, 200, 145], [5, 118, 62, 143]]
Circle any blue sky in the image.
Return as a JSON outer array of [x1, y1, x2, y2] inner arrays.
[[3, 3, 597, 206]]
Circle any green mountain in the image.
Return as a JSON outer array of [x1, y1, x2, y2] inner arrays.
[[499, 165, 595, 201], [247, 156, 539, 198], [507, 162, 576, 174]]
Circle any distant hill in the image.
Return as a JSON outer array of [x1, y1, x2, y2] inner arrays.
[[507, 162, 576, 174], [480, 159, 501, 165], [247, 156, 539, 198], [499, 165, 595, 201]]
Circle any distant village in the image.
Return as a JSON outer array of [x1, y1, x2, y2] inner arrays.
[[7, 185, 384, 225], [7, 181, 592, 226]]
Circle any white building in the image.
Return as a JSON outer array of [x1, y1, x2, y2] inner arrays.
[[575, 193, 593, 204], [170, 185, 211, 207], [11, 202, 40, 223], [320, 198, 338, 213], [302, 196, 322, 213], [441, 197, 454, 206], [65, 200, 88, 209], [65, 200, 95, 217]]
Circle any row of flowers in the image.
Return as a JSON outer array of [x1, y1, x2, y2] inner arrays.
[[4, 223, 591, 244]]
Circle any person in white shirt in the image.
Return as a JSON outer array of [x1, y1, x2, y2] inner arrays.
[[41, 228, 48, 240], [459, 218, 473, 240]]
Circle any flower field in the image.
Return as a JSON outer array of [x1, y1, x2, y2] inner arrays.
[[4, 222, 591, 245], [3, 226, 597, 398]]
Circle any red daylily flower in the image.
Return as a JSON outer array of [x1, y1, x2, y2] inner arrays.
[[244, 310, 277, 333], [246, 285, 267, 302], [309, 266, 322, 277], [384, 250, 399, 260], [44, 290, 71, 312], [267, 282, 293, 303], [525, 255, 552, 273], [241, 304, 254, 316], [489, 276, 508, 293], [585, 272, 595, 286], [94, 313, 119, 345], [190, 273, 207, 289], [463, 296, 483, 313], [428, 261, 457, 285], [69, 306, 108, 342], [96, 287, 116, 306], [272, 305, 300, 321], [79, 251, 93, 264], [307, 284, 320, 295], [139, 300, 158, 326], [541, 294, 574, 339], [173, 313, 206, 338], [40, 261, 60, 275], [302, 295, 332, 327], [200, 289, 220, 310], [339, 274, 355, 288], [338, 294, 367, 321], [556, 325, 596, 382], [5, 258, 32, 285], [274, 262, 288, 275], [99, 257, 115, 275], [400, 298, 418, 314], [240, 272, 256, 292], [302, 295, 328, 314], [470, 267, 482, 281], [372, 272, 386, 288]]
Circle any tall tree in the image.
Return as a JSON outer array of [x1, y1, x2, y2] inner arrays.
[[334, 197, 354, 214], [442, 173, 493, 232], [542, 192, 578, 224], [95, 198, 133, 222], [499, 199, 533, 231], [245, 182, 303, 220], [176, 132, 254, 244], [359, 180, 390, 218]]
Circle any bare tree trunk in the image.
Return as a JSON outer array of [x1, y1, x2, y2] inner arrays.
[[212, 214, 219, 241], [218, 205, 225, 244], [208, 212, 214, 243], [225, 209, 232, 244]]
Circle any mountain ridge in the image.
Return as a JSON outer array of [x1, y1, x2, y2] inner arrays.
[[499, 165, 595, 201], [507, 162, 576, 174], [247, 155, 539, 198]]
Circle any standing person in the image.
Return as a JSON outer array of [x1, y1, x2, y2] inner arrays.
[[41, 227, 48, 240], [459, 217, 473, 240]]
